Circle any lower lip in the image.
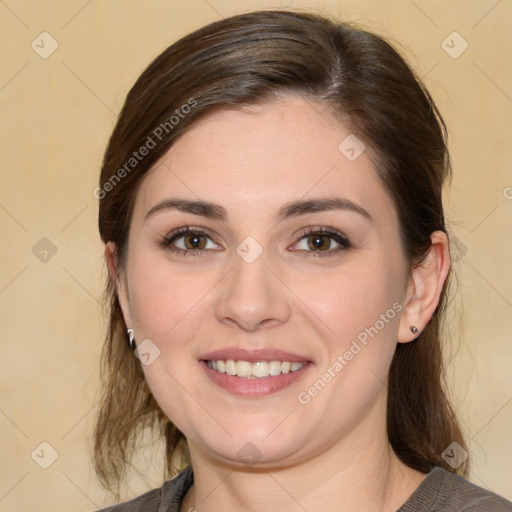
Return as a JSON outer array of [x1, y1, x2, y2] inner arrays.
[[200, 361, 312, 397]]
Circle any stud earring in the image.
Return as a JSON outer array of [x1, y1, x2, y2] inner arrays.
[[127, 328, 136, 350], [410, 326, 419, 334]]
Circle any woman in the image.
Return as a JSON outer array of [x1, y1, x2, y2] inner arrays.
[[93, 10, 512, 512]]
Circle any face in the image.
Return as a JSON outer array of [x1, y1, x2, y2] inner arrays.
[[116, 95, 413, 468]]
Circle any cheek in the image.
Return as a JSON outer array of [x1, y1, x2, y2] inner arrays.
[[127, 254, 213, 340], [295, 265, 403, 405], [292, 260, 402, 345]]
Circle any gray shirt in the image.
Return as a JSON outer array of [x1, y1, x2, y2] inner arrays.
[[98, 466, 512, 511]]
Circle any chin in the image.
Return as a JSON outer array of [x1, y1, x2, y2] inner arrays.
[[190, 423, 309, 469]]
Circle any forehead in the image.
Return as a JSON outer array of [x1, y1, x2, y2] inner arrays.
[[134, 95, 397, 225]]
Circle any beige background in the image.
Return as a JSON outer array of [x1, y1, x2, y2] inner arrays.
[[0, 0, 511, 510]]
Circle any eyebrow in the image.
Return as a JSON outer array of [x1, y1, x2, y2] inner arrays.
[[277, 197, 373, 223], [144, 197, 374, 223]]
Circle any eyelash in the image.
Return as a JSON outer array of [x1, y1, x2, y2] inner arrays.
[[161, 226, 351, 258]]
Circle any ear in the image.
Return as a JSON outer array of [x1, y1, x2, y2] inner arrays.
[[105, 241, 133, 328], [397, 230, 451, 343]]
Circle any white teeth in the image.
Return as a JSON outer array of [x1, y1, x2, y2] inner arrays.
[[225, 359, 237, 375], [253, 361, 269, 377], [269, 361, 281, 376], [236, 360, 253, 377], [207, 359, 305, 378]]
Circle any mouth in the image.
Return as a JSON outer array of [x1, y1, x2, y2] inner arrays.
[[205, 359, 305, 378], [199, 348, 312, 397]]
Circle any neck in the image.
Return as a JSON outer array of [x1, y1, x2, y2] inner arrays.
[[180, 397, 426, 512]]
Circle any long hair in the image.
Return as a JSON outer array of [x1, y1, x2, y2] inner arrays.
[[93, 10, 468, 497]]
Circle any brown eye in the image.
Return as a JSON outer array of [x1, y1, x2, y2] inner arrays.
[[183, 233, 207, 250], [291, 228, 351, 257], [162, 227, 220, 255], [307, 233, 333, 251]]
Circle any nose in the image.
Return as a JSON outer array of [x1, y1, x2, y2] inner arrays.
[[214, 249, 292, 332]]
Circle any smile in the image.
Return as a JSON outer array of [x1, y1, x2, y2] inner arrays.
[[206, 359, 305, 378]]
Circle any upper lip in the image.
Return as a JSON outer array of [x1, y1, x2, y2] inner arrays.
[[200, 348, 310, 363]]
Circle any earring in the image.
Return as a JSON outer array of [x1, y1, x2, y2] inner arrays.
[[410, 326, 419, 334], [127, 328, 136, 350]]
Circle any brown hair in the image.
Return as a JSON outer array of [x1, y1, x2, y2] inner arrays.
[[93, 9, 468, 496]]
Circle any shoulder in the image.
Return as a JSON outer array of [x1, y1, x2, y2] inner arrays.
[[95, 466, 194, 512], [399, 466, 512, 512]]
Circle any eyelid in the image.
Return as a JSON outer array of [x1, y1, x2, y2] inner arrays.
[[293, 226, 350, 244]]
